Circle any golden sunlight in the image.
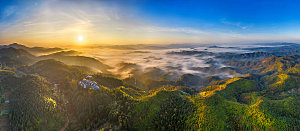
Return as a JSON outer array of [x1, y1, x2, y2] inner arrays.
[[77, 35, 84, 42]]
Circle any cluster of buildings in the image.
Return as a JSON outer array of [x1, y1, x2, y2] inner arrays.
[[78, 76, 99, 90], [0, 63, 6, 70]]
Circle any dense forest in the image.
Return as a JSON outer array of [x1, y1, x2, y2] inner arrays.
[[0, 43, 299, 130]]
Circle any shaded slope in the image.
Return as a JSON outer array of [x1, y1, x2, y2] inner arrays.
[[39, 52, 110, 73], [23, 59, 93, 84], [2, 43, 63, 54], [0, 47, 35, 67]]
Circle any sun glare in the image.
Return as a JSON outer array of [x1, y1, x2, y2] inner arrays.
[[77, 35, 84, 42]]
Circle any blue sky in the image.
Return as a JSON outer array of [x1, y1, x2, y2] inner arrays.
[[136, 0, 300, 32], [0, 0, 300, 46]]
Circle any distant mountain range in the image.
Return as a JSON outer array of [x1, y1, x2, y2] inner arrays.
[[0, 43, 110, 73], [0, 43, 63, 54]]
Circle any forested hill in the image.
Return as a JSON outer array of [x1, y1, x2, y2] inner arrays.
[[0, 47, 35, 67], [0, 45, 299, 130]]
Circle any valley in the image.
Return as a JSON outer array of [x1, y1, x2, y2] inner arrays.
[[0, 43, 299, 130]]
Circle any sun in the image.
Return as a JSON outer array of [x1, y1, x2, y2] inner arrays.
[[77, 35, 84, 42]]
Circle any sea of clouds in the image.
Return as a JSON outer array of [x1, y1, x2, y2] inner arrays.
[[75, 43, 281, 79]]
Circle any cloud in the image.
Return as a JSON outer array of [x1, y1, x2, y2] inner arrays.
[[1, 6, 16, 18], [79, 43, 254, 79], [221, 18, 248, 30], [142, 26, 207, 34], [0, 0, 300, 45]]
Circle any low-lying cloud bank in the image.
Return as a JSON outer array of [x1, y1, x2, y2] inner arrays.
[[76, 43, 298, 79]]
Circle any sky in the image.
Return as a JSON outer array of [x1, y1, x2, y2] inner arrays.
[[0, 0, 300, 46]]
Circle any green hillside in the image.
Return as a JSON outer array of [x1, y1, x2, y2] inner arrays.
[[0, 50, 299, 130], [9, 75, 66, 130]]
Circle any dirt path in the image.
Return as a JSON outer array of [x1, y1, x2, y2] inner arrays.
[[60, 115, 69, 131], [60, 92, 70, 131], [0, 92, 10, 131]]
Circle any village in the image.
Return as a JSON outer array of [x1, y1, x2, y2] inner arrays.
[[78, 76, 100, 90]]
